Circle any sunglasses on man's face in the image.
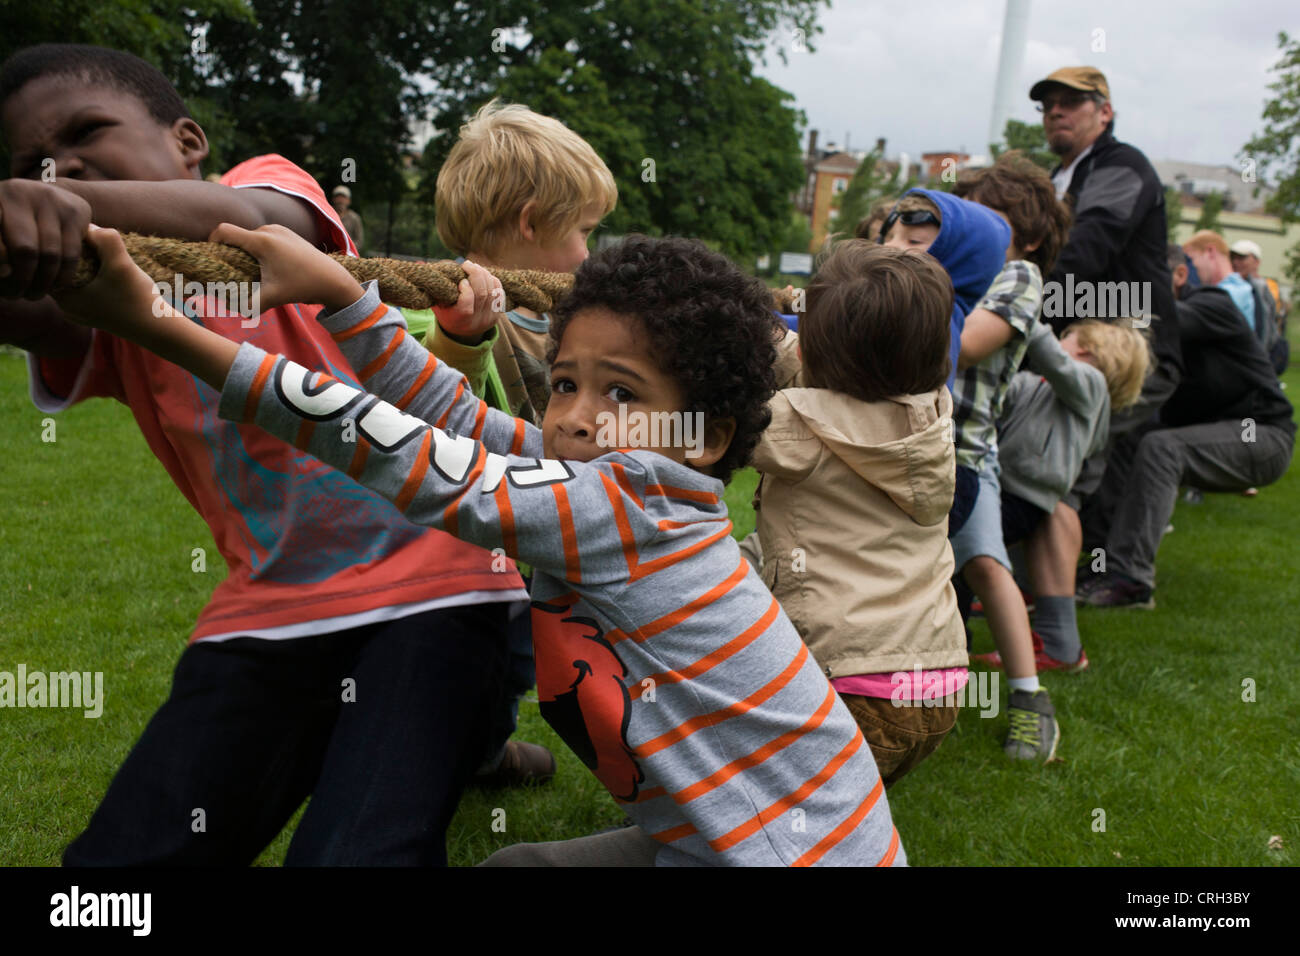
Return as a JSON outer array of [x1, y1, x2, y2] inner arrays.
[[1036, 91, 1098, 113], [877, 208, 940, 244]]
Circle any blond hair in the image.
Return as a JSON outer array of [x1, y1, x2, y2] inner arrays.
[[435, 100, 617, 258], [1064, 319, 1151, 410], [1183, 229, 1229, 257]]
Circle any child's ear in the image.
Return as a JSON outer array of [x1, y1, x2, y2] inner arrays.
[[518, 200, 539, 242], [693, 416, 737, 472], [171, 118, 210, 178]]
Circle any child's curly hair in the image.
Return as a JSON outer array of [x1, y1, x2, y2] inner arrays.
[[953, 151, 1072, 274], [548, 235, 784, 483]]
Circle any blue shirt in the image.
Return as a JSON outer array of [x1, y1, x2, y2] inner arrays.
[[1217, 273, 1256, 330]]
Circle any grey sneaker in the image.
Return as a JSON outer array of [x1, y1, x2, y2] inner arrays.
[[1080, 572, 1156, 610], [1003, 688, 1060, 761], [1075, 573, 1105, 603]]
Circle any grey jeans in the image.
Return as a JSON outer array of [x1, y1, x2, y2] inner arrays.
[[1107, 419, 1294, 588]]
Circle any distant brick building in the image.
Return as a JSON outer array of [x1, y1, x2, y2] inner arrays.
[[805, 151, 861, 249], [1153, 159, 1275, 214], [920, 151, 970, 184]]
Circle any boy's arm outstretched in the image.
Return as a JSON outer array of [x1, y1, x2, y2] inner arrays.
[[213, 342, 621, 582], [0, 172, 331, 361], [316, 285, 537, 458], [0, 176, 326, 305], [209, 224, 521, 444]]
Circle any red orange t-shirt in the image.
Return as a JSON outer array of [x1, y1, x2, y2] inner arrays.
[[28, 155, 526, 642]]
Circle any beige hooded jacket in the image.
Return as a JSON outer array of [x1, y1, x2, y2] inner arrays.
[[751, 386, 967, 678]]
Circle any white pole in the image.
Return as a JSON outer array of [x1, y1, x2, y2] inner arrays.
[[989, 0, 1031, 151]]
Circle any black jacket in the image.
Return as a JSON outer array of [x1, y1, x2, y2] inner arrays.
[[1161, 286, 1294, 434], [1047, 127, 1183, 380]]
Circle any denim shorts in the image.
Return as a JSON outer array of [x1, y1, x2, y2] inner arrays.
[[948, 459, 1012, 573]]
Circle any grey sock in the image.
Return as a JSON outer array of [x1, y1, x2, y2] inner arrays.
[[1033, 595, 1081, 663]]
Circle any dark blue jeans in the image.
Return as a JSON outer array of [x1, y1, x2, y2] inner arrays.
[[62, 602, 509, 867], [948, 464, 980, 536], [479, 593, 538, 771]]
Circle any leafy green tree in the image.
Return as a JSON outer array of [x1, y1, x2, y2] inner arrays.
[[2, 1, 825, 262], [991, 119, 1056, 171], [765, 207, 812, 267], [1242, 31, 1300, 284], [0, 0, 252, 172], [195, 0, 454, 208], [1194, 190, 1224, 233], [0, 0, 424, 207], [421, 0, 826, 262], [1164, 186, 1185, 241], [0, 0, 250, 76], [831, 148, 917, 232], [834, 146, 889, 233]]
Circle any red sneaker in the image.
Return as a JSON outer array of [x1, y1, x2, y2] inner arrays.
[[969, 632, 1088, 673]]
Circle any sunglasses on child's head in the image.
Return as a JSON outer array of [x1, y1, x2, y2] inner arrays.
[[876, 207, 940, 244]]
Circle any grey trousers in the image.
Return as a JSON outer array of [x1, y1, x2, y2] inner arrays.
[[477, 825, 662, 866], [1107, 419, 1294, 588]]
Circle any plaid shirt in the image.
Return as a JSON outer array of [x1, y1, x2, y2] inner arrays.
[[952, 259, 1043, 470]]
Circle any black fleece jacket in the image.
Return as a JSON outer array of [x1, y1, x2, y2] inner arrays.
[[1161, 285, 1294, 434], [1048, 127, 1183, 380]]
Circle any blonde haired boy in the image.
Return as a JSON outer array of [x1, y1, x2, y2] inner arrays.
[[428, 100, 617, 425], [1064, 319, 1150, 412], [414, 100, 617, 786]]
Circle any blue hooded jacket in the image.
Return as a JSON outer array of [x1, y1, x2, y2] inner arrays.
[[903, 188, 1011, 388]]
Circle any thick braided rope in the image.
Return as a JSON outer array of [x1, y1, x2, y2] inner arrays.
[[70, 233, 576, 314]]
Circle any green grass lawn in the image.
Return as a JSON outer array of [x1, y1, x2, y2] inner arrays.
[[1, 347, 1296, 866]]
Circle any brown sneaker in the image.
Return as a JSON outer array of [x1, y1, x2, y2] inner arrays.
[[474, 740, 557, 788]]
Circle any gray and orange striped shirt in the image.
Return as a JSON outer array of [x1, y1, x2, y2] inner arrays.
[[216, 281, 904, 866]]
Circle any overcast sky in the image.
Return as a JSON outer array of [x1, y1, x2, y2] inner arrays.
[[754, 0, 1292, 171]]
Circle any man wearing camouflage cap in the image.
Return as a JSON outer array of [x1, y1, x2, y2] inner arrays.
[[1019, 68, 1185, 615], [1033, 66, 1180, 400]]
